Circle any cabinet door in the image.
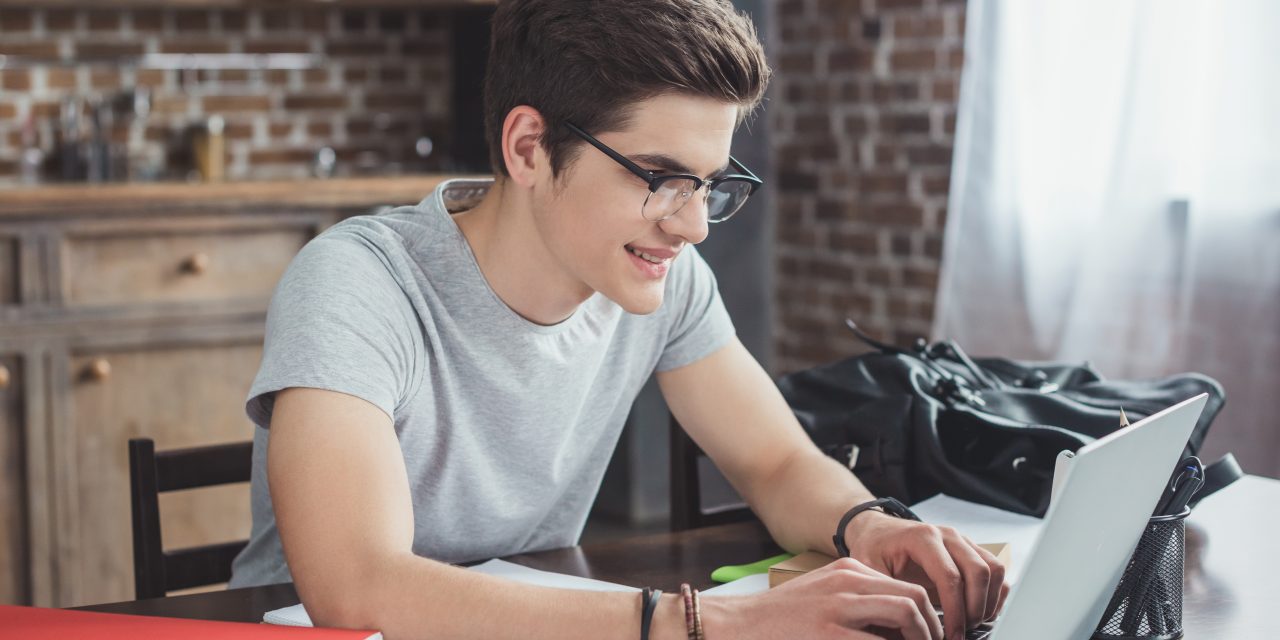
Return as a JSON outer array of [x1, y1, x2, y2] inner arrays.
[[0, 353, 30, 605], [54, 340, 263, 607]]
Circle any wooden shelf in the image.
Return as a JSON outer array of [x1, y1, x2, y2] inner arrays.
[[0, 174, 489, 218]]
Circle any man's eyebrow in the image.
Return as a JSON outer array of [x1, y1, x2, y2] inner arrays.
[[631, 153, 731, 180]]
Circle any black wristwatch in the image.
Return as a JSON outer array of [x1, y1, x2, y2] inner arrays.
[[833, 497, 921, 558]]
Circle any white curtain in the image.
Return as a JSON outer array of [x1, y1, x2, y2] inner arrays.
[[935, 0, 1280, 477]]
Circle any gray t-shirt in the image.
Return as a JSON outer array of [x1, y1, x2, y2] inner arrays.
[[228, 178, 735, 587]]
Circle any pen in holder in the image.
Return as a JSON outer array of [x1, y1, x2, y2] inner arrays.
[[1093, 508, 1189, 640]]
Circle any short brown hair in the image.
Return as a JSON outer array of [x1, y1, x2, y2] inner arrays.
[[483, 0, 771, 178]]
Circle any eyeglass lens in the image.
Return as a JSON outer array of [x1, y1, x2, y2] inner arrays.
[[642, 178, 754, 223]]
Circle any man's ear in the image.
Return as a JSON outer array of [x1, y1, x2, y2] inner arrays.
[[500, 106, 548, 189]]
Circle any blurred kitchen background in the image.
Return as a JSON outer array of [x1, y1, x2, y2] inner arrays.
[[2, 0, 1276, 612]]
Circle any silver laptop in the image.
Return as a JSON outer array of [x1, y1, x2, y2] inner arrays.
[[962, 394, 1208, 640]]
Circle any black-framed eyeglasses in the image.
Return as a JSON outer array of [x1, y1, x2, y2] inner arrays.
[[564, 121, 763, 224]]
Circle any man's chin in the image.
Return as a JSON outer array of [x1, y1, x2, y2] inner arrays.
[[607, 289, 665, 315]]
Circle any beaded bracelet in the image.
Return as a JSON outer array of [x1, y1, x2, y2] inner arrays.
[[692, 588, 705, 640], [680, 583, 697, 639]]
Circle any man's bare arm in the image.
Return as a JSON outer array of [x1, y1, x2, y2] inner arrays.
[[266, 387, 688, 640]]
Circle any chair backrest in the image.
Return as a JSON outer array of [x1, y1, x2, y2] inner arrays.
[[128, 437, 253, 599], [668, 414, 755, 531]]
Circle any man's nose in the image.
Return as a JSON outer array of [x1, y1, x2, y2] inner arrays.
[[660, 192, 710, 244]]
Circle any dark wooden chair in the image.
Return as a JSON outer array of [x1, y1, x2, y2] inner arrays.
[[128, 437, 254, 600], [669, 414, 756, 531]]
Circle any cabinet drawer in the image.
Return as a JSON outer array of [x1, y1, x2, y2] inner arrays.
[[61, 225, 311, 308]]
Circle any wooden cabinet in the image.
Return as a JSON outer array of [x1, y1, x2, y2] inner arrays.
[[0, 175, 457, 607]]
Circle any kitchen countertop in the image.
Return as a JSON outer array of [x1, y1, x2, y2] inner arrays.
[[0, 175, 488, 218]]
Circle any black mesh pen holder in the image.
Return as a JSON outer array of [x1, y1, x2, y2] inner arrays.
[[1093, 508, 1189, 640]]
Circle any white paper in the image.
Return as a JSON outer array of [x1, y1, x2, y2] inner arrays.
[[909, 494, 1045, 584], [263, 559, 637, 627], [702, 572, 770, 596]]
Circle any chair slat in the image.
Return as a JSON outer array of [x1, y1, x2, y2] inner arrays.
[[155, 441, 254, 493]]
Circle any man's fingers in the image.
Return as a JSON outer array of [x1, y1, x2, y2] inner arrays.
[[838, 594, 932, 640], [908, 531, 967, 639], [968, 540, 1007, 621], [940, 531, 992, 624], [860, 572, 944, 640]]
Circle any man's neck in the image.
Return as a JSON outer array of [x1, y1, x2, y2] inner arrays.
[[451, 179, 594, 326]]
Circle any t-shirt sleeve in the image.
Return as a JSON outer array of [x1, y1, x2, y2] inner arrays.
[[245, 228, 420, 429], [655, 245, 736, 372]]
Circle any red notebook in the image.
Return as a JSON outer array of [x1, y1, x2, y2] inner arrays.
[[0, 605, 380, 639]]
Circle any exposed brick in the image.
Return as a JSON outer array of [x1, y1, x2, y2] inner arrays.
[[380, 67, 408, 84], [173, 10, 211, 32], [0, 42, 60, 57], [223, 121, 254, 140], [303, 69, 330, 85], [249, 148, 315, 165], [890, 48, 936, 72], [828, 47, 873, 72], [245, 39, 311, 54], [283, 93, 347, 110], [932, 78, 958, 101], [307, 120, 333, 137], [75, 42, 144, 58], [341, 9, 367, 33], [219, 69, 251, 84], [90, 69, 121, 89], [894, 16, 945, 39], [906, 143, 952, 167], [159, 40, 230, 54], [46, 68, 78, 90], [830, 229, 879, 254], [132, 10, 164, 32], [301, 11, 331, 33], [858, 203, 925, 227], [884, 112, 930, 135], [220, 10, 247, 31], [2, 69, 31, 92], [0, 102, 16, 119], [259, 9, 290, 31], [135, 68, 168, 87], [269, 121, 293, 138], [327, 39, 388, 57], [377, 10, 407, 33], [86, 10, 120, 32], [0, 9, 34, 32], [202, 94, 272, 112], [779, 170, 819, 193], [44, 9, 77, 32], [364, 92, 423, 110]]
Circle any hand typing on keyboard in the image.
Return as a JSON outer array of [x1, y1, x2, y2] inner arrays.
[[700, 555, 946, 639], [842, 511, 1010, 640]]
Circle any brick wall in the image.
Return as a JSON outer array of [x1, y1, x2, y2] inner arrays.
[[771, 0, 965, 374], [0, 7, 457, 183]]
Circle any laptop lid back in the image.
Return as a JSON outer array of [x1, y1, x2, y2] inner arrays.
[[990, 394, 1207, 640]]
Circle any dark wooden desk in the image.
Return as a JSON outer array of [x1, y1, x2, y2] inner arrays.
[[77, 476, 1278, 637]]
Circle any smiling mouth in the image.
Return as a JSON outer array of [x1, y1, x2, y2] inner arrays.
[[625, 245, 671, 265]]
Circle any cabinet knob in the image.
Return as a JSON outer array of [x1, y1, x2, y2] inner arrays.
[[182, 252, 211, 275], [0, 365, 9, 389], [85, 358, 112, 382]]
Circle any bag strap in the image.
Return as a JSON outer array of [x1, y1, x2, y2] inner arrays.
[[1190, 453, 1245, 508]]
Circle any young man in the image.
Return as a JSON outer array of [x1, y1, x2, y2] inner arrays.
[[229, 1, 1008, 639]]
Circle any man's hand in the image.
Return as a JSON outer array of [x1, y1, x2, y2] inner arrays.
[[844, 512, 1010, 640], [703, 556, 946, 640]]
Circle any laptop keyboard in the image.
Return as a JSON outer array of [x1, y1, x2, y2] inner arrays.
[[937, 614, 995, 639]]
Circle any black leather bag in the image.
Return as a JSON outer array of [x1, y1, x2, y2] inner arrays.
[[777, 321, 1228, 517]]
